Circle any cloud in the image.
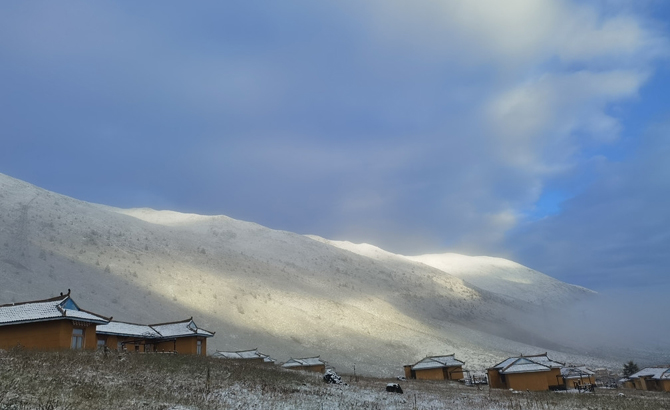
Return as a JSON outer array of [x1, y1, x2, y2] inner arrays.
[[506, 121, 670, 291], [0, 0, 667, 281]]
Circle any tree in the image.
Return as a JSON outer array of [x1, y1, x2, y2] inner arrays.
[[623, 361, 640, 378]]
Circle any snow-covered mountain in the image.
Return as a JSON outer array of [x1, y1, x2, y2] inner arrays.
[[308, 238, 595, 305], [0, 173, 615, 374]]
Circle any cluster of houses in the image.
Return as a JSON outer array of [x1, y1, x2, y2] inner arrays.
[[0, 292, 667, 393]]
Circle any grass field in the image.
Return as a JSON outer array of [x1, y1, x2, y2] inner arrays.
[[0, 349, 667, 410]]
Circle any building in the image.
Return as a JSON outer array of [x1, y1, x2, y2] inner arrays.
[[94, 320, 162, 352], [488, 353, 564, 391], [96, 317, 214, 355], [627, 367, 670, 392], [560, 366, 596, 389], [403, 354, 465, 381], [0, 291, 110, 351], [212, 349, 276, 364], [281, 357, 326, 373]]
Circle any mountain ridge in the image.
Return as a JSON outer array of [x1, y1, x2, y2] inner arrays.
[[0, 173, 617, 374]]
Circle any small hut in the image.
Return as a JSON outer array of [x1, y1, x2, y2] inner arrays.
[[281, 357, 326, 373], [404, 354, 464, 381], [96, 317, 214, 355], [212, 349, 276, 364], [560, 366, 595, 389], [0, 291, 110, 351], [627, 368, 670, 392], [488, 353, 564, 391]]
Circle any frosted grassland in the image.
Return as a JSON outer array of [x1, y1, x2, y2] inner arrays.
[[0, 350, 668, 410]]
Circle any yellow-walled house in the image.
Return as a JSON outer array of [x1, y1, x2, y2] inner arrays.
[[488, 353, 564, 391], [404, 354, 465, 381], [0, 291, 110, 351], [96, 317, 214, 355], [212, 349, 276, 364], [627, 368, 670, 392], [560, 366, 596, 389], [281, 357, 326, 373]]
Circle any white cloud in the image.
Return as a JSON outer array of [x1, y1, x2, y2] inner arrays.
[[487, 70, 647, 170]]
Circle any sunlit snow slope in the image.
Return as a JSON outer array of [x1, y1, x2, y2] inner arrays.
[[0, 173, 611, 375]]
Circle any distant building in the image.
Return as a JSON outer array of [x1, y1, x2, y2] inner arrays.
[[488, 353, 564, 391], [627, 367, 670, 392], [0, 291, 109, 351], [96, 317, 214, 355], [403, 354, 465, 381], [560, 366, 595, 389], [281, 357, 326, 373], [212, 349, 276, 364]]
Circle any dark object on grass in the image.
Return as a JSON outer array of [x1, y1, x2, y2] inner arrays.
[[386, 383, 403, 394], [323, 369, 344, 384]]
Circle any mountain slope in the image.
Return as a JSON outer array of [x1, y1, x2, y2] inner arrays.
[[0, 173, 611, 374], [307, 238, 594, 305]]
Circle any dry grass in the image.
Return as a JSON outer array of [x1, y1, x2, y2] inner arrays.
[[1, 349, 668, 409]]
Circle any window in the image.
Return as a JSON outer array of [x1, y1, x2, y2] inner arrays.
[[97, 339, 106, 349], [71, 328, 84, 349], [117, 341, 123, 351], [196, 340, 202, 355]]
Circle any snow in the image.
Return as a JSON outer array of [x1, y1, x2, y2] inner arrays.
[[411, 355, 464, 370], [97, 321, 161, 338], [282, 357, 325, 367], [0, 172, 625, 376], [212, 349, 275, 362], [629, 367, 670, 380], [150, 319, 214, 338], [0, 295, 108, 326]]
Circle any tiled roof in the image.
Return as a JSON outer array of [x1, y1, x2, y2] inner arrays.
[[150, 318, 214, 338], [212, 349, 275, 362], [561, 366, 595, 379], [282, 357, 325, 368], [490, 353, 563, 374], [411, 354, 464, 370], [96, 321, 161, 338], [0, 294, 109, 327], [629, 367, 670, 380], [98, 318, 214, 340]]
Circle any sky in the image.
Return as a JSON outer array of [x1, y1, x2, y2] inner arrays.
[[0, 0, 669, 292]]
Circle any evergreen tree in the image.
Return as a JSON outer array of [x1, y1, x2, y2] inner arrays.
[[623, 361, 639, 378]]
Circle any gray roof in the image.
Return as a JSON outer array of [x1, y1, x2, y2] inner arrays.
[[282, 357, 325, 368], [96, 321, 161, 338], [150, 318, 214, 338], [411, 354, 464, 370], [629, 367, 670, 380], [0, 294, 109, 327], [491, 353, 563, 374], [97, 318, 214, 340], [212, 349, 275, 363], [561, 366, 595, 379]]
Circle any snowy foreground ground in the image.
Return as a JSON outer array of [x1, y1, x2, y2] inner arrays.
[[0, 350, 667, 410]]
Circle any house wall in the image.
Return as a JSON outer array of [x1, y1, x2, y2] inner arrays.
[[506, 372, 550, 391], [661, 380, 670, 392], [155, 336, 207, 355], [448, 366, 464, 380], [563, 375, 596, 388], [487, 369, 505, 389], [0, 320, 97, 350], [415, 367, 446, 380], [414, 366, 464, 381], [546, 368, 562, 388], [403, 365, 414, 380], [634, 378, 647, 390], [286, 364, 325, 373]]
